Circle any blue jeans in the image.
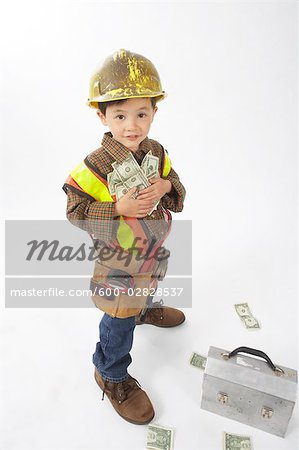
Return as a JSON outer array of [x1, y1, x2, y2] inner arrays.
[[92, 296, 155, 382], [93, 313, 136, 382]]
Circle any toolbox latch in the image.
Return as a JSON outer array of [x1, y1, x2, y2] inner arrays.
[[261, 406, 274, 419], [217, 392, 228, 405]]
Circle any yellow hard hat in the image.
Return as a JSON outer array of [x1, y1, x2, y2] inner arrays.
[[87, 49, 166, 108]]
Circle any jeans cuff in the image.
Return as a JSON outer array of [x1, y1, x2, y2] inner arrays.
[[95, 368, 129, 383]]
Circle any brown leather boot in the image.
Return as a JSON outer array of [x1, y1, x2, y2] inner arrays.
[[94, 368, 155, 425], [135, 299, 186, 327]]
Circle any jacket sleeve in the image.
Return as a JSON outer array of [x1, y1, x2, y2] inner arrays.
[[65, 187, 118, 242], [161, 166, 186, 212]]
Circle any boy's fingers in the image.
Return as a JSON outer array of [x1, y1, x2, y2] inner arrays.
[[138, 188, 148, 195], [138, 194, 156, 201], [137, 209, 151, 215], [138, 185, 155, 194], [141, 201, 153, 207], [137, 199, 153, 206], [124, 187, 137, 197], [137, 189, 155, 198]]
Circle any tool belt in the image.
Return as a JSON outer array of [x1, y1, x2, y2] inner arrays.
[[90, 245, 170, 318]]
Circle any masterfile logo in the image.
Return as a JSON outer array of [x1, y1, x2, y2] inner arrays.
[[5, 220, 192, 308]]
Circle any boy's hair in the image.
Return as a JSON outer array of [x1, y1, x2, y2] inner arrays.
[[97, 97, 157, 116]]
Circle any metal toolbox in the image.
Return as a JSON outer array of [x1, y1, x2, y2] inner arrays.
[[201, 346, 297, 437]]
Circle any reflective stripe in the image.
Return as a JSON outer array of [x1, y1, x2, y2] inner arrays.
[[71, 162, 112, 202], [69, 162, 138, 250], [117, 217, 136, 250], [162, 150, 171, 177]]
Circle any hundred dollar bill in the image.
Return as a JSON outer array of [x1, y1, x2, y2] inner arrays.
[[234, 302, 260, 329], [223, 432, 251, 450], [189, 352, 207, 370], [146, 424, 174, 450]]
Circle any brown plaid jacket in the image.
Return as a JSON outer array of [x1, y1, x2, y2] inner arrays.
[[63, 132, 186, 243]]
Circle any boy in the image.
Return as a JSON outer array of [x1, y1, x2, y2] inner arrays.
[[63, 49, 186, 425]]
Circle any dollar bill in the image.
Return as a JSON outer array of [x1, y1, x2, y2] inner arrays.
[[125, 171, 149, 189], [112, 153, 140, 181], [243, 316, 259, 328], [234, 302, 260, 329], [107, 169, 122, 196], [223, 432, 251, 450], [146, 424, 174, 450], [107, 171, 113, 195], [141, 152, 160, 179], [141, 152, 160, 214], [115, 183, 129, 201], [147, 202, 159, 216], [234, 303, 251, 317], [189, 352, 207, 370]]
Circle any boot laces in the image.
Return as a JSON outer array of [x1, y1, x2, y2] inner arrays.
[[149, 299, 164, 320], [102, 376, 141, 403]]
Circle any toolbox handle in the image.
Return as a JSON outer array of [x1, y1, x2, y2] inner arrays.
[[222, 346, 284, 376]]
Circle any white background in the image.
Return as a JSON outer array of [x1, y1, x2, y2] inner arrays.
[[0, 1, 297, 449]]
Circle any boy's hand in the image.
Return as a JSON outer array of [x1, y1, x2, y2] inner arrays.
[[114, 187, 154, 218], [136, 178, 172, 203]]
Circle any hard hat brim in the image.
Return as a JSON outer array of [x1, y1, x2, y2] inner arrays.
[[87, 92, 167, 109]]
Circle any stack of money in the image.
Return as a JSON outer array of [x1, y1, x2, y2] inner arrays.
[[107, 151, 160, 216], [234, 302, 260, 329]]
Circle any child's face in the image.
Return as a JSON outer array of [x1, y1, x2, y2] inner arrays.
[[97, 97, 157, 152]]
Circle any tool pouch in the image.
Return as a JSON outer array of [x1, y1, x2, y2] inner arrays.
[[151, 246, 170, 281], [90, 248, 153, 318]]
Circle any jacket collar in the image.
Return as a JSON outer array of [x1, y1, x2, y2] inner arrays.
[[101, 132, 151, 163]]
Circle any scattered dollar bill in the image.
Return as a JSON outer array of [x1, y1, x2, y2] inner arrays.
[[223, 432, 251, 450], [146, 424, 174, 450], [189, 352, 207, 370], [234, 302, 260, 329]]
